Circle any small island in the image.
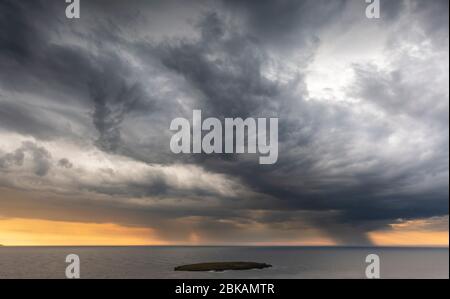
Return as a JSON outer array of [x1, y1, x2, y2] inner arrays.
[[174, 262, 272, 272]]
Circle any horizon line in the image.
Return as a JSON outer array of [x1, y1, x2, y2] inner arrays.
[[1, 244, 449, 249]]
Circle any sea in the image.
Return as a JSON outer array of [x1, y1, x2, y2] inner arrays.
[[0, 246, 448, 279]]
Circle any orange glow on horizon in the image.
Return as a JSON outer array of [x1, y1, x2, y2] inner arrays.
[[0, 217, 448, 247], [369, 230, 449, 247], [0, 218, 166, 246], [369, 218, 449, 247]]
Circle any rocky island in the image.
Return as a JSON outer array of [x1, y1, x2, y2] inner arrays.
[[174, 262, 272, 272]]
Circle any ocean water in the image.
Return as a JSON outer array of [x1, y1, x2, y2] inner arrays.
[[0, 246, 448, 279]]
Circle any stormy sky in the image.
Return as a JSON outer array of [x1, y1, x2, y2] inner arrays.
[[0, 0, 448, 245]]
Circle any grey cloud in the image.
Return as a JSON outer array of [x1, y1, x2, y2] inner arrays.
[[156, 12, 281, 118], [0, 148, 25, 169], [0, 0, 448, 244], [0, 141, 52, 176], [90, 78, 148, 152], [0, 100, 74, 140], [351, 64, 449, 128], [57, 158, 73, 169], [23, 142, 52, 176], [0, 0, 156, 153], [152, 7, 448, 242], [379, 0, 406, 21], [223, 0, 347, 47], [413, 0, 449, 41]]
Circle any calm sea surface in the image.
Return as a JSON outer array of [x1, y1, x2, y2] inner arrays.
[[0, 246, 448, 279]]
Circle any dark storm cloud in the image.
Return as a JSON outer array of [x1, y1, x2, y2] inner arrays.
[[0, 0, 448, 244], [0, 0, 156, 152], [223, 0, 347, 46], [413, 0, 449, 36], [90, 75, 149, 152], [141, 1, 448, 243], [379, 0, 406, 21], [156, 12, 280, 118]]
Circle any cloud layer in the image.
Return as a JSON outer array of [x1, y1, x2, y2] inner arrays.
[[0, 0, 448, 245]]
